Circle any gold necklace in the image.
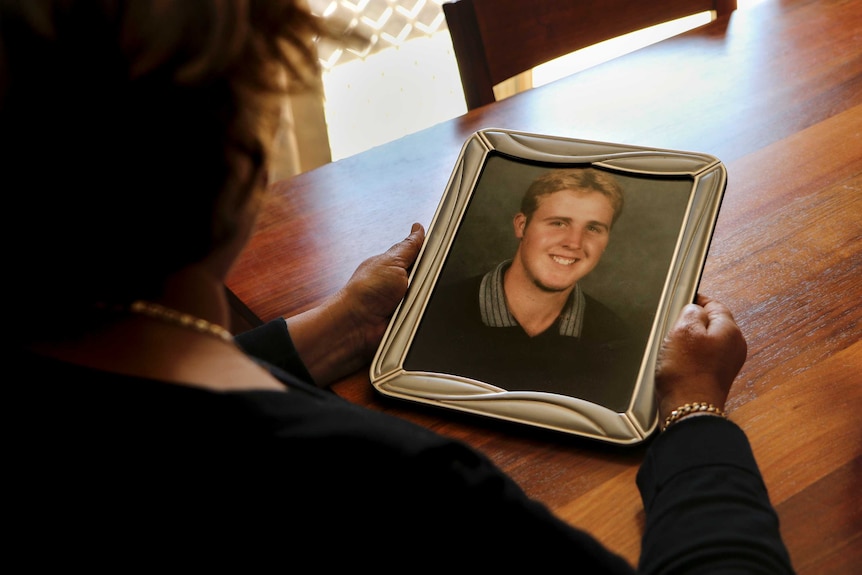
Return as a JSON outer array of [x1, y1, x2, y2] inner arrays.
[[129, 300, 234, 344]]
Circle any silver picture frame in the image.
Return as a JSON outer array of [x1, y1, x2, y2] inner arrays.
[[370, 128, 727, 444]]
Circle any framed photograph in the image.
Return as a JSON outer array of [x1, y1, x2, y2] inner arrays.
[[370, 129, 727, 444]]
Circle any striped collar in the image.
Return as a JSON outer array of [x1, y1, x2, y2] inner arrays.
[[478, 260, 585, 337]]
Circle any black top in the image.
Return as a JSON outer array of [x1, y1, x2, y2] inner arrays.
[[8, 319, 794, 572], [406, 275, 641, 411]]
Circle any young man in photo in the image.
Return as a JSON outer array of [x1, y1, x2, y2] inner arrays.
[[407, 168, 638, 410]]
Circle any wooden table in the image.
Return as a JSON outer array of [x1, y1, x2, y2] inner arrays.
[[227, 0, 862, 571]]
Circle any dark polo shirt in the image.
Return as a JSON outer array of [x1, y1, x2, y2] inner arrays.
[[405, 262, 640, 411]]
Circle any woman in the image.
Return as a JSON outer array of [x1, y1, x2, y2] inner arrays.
[[2, 1, 794, 572]]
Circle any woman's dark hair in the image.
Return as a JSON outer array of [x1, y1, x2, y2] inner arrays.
[[0, 0, 336, 340]]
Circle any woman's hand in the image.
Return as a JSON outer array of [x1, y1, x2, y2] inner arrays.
[[337, 222, 426, 359], [654, 294, 748, 423], [286, 223, 425, 386]]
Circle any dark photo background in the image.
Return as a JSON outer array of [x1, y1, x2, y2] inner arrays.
[[432, 154, 694, 354]]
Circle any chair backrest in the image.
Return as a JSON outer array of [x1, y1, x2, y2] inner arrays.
[[443, 0, 737, 110]]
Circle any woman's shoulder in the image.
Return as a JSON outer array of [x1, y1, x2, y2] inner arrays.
[[15, 349, 470, 462]]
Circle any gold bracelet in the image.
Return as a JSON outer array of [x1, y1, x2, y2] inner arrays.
[[662, 402, 726, 431]]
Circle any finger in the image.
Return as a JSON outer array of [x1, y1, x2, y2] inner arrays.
[[383, 223, 425, 268], [407, 223, 425, 250], [694, 294, 736, 331], [701, 299, 736, 331], [399, 223, 425, 248], [677, 302, 708, 328], [695, 293, 714, 307]]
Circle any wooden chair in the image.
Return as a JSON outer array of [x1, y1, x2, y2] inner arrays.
[[443, 0, 737, 111]]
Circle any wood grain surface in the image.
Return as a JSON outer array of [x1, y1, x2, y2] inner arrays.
[[227, 0, 862, 570]]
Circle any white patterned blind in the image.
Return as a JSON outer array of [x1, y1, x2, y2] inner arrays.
[[308, 0, 449, 70]]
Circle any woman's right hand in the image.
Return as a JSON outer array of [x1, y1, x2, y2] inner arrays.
[[654, 294, 748, 423], [285, 223, 425, 387]]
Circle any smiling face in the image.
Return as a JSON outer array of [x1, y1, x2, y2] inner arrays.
[[510, 188, 614, 294]]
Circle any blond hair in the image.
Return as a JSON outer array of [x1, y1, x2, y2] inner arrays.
[[520, 168, 625, 226]]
